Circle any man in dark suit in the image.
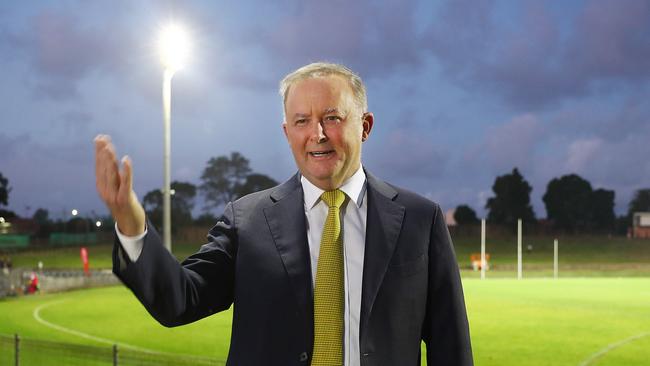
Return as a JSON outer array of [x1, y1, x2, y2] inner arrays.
[[94, 62, 473, 365]]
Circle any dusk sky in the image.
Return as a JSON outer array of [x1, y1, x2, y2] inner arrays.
[[1, 1, 649, 221]]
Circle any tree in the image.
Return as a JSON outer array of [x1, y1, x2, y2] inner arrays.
[[485, 168, 536, 226], [454, 205, 479, 225], [543, 174, 616, 232], [200, 152, 251, 212], [194, 212, 217, 226], [32, 208, 52, 238], [591, 188, 615, 230], [0, 209, 17, 221], [234, 173, 278, 199], [628, 189, 650, 216], [143, 181, 196, 231], [32, 208, 50, 225], [169, 181, 197, 220], [543, 174, 593, 231], [0, 172, 10, 207]]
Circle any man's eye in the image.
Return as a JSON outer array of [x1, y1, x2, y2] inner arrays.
[[323, 116, 341, 124], [295, 119, 307, 125]]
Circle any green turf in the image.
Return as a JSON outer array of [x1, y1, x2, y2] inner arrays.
[[7, 235, 650, 278], [8, 245, 115, 269], [7, 242, 202, 270], [453, 235, 650, 265], [1, 279, 649, 365], [461, 278, 650, 366]]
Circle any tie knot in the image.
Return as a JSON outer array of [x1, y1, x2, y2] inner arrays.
[[321, 189, 346, 208]]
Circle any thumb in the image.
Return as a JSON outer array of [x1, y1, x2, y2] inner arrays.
[[117, 155, 133, 206]]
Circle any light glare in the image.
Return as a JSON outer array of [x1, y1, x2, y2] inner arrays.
[[158, 23, 190, 72]]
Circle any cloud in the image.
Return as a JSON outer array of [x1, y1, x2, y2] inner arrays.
[[8, 11, 115, 99], [464, 113, 543, 172], [567, 0, 650, 83], [0, 133, 100, 217], [564, 138, 603, 172], [243, 0, 422, 81], [421, 0, 650, 109], [365, 128, 449, 186], [1, 6, 156, 101]]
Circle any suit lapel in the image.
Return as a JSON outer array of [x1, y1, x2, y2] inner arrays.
[[262, 171, 405, 342], [359, 171, 405, 340], [263, 174, 314, 333]]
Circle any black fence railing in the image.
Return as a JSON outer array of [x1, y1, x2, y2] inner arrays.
[[0, 334, 224, 366]]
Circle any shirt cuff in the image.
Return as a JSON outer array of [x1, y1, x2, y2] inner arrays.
[[114, 222, 147, 262]]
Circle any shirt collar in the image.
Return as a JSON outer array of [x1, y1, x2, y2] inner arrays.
[[301, 166, 367, 210]]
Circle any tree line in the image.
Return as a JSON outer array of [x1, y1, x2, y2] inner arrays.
[[1, 165, 650, 235], [453, 168, 650, 234], [142, 152, 277, 232], [0, 152, 278, 234]]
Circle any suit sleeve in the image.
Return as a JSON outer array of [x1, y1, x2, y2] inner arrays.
[[113, 202, 237, 327], [422, 204, 474, 365]]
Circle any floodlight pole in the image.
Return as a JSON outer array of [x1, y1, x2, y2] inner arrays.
[[517, 219, 522, 280], [554, 238, 559, 279], [481, 219, 486, 280], [162, 69, 174, 253]]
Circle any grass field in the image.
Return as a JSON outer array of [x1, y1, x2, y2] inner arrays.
[[8, 234, 650, 277], [1, 279, 649, 365]]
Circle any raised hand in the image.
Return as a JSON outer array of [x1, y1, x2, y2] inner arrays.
[[94, 135, 146, 236]]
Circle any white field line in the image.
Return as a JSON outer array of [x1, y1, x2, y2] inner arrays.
[[32, 300, 217, 361], [577, 331, 650, 366], [33, 300, 156, 353]]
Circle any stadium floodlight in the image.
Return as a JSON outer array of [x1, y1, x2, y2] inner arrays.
[[158, 23, 190, 73], [71, 209, 78, 216], [96, 221, 102, 228], [157, 22, 191, 253]]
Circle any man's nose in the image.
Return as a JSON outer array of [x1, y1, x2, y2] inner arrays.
[[311, 121, 327, 143]]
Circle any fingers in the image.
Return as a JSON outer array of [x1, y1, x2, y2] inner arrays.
[[94, 135, 110, 190], [94, 135, 120, 206], [117, 156, 133, 206]]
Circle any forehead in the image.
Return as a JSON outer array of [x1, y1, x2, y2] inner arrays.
[[285, 75, 354, 112]]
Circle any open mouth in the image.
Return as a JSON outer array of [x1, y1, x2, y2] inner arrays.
[[309, 150, 334, 157]]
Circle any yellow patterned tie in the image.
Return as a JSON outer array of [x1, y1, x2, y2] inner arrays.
[[311, 189, 346, 366]]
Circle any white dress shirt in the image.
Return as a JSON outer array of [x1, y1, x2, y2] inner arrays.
[[116, 166, 368, 366], [301, 166, 367, 366]]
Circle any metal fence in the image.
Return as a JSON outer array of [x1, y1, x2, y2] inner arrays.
[[0, 269, 120, 299], [0, 334, 224, 366]]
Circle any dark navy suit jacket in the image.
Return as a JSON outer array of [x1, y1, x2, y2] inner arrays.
[[113, 170, 473, 365]]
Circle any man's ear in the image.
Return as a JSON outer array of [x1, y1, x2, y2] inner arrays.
[[361, 112, 374, 142], [282, 121, 288, 138]]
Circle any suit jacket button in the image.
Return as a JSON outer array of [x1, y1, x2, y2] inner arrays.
[[299, 352, 308, 362]]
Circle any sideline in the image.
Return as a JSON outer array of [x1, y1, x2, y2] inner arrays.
[[32, 300, 217, 361], [577, 331, 650, 366], [33, 300, 157, 353]]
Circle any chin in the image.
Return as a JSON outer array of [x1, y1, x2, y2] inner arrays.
[[307, 171, 336, 182]]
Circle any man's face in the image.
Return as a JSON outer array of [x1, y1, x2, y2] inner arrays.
[[283, 76, 373, 191]]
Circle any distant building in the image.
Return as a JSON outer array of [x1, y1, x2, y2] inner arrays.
[[632, 212, 650, 239]]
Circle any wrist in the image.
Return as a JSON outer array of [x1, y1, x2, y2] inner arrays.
[[112, 196, 146, 236], [115, 218, 145, 236]]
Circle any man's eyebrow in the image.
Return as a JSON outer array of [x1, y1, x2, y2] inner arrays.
[[323, 108, 345, 115], [292, 113, 310, 119]]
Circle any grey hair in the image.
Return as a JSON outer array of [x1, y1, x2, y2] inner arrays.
[[279, 62, 368, 117]]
